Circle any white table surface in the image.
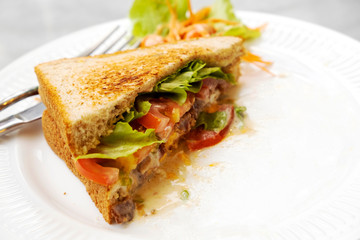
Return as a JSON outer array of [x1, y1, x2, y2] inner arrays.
[[0, 0, 359, 70]]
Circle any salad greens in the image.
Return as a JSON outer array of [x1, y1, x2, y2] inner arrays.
[[77, 122, 163, 160], [122, 100, 151, 122], [195, 111, 228, 132], [129, 0, 261, 41], [195, 105, 247, 132], [223, 26, 260, 40], [234, 105, 246, 121], [180, 189, 190, 200], [209, 0, 261, 40], [208, 0, 238, 21], [129, 0, 188, 37], [77, 100, 157, 160], [153, 60, 234, 104]]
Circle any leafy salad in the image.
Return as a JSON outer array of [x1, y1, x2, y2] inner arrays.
[[130, 0, 261, 40], [129, 0, 272, 73]]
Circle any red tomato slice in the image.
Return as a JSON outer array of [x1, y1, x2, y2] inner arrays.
[[186, 104, 234, 151], [133, 144, 155, 162], [186, 130, 223, 151], [136, 96, 194, 133], [151, 98, 180, 122], [150, 96, 194, 122], [136, 106, 170, 133], [75, 158, 119, 186]]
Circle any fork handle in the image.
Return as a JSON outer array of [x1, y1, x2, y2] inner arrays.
[[0, 86, 39, 111]]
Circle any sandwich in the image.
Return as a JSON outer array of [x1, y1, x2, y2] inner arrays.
[[35, 36, 243, 224]]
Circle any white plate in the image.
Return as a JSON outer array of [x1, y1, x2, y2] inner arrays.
[[1, 11, 360, 240]]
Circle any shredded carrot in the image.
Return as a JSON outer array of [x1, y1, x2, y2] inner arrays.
[[242, 51, 275, 76], [194, 7, 211, 20], [182, 7, 211, 27], [242, 51, 272, 66], [165, 0, 177, 18], [248, 61, 276, 76], [165, 0, 181, 42], [249, 23, 268, 32], [187, 0, 194, 18]]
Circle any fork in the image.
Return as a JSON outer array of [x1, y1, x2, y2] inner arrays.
[[0, 25, 141, 136]]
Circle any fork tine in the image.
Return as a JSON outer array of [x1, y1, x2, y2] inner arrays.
[[102, 30, 127, 54], [120, 37, 142, 51], [116, 35, 135, 51], [110, 35, 141, 52], [77, 25, 121, 57]]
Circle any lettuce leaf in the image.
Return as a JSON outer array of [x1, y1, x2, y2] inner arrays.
[[123, 100, 151, 122], [234, 105, 246, 121], [152, 60, 234, 104], [223, 25, 261, 40], [209, 0, 239, 22], [129, 0, 188, 37], [209, 0, 261, 40], [195, 111, 228, 131], [77, 122, 163, 160]]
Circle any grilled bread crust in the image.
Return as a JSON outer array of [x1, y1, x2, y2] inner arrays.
[[35, 37, 243, 156]]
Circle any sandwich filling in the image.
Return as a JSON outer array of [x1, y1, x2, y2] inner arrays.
[[74, 60, 242, 223]]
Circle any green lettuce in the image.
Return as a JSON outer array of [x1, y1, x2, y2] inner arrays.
[[129, 0, 188, 37], [209, 0, 261, 40], [123, 100, 151, 122], [77, 122, 163, 160], [209, 0, 239, 21], [195, 111, 228, 131], [234, 105, 246, 121], [223, 25, 261, 40], [152, 60, 234, 104], [196, 105, 247, 131], [77, 101, 155, 160]]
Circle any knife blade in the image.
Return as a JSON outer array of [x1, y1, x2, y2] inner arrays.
[[0, 102, 45, 136]]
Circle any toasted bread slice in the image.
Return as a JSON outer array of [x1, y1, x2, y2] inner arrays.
[[37, 36, 243, 223], [36, 36, 242, 156]]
